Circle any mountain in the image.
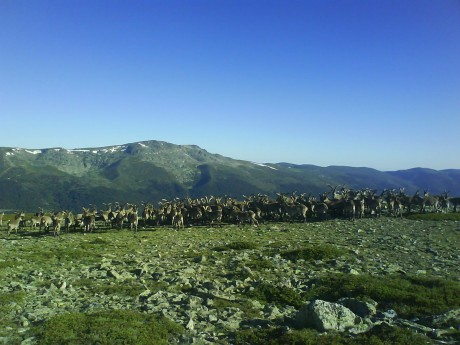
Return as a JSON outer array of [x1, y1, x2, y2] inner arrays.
[[1, 140, 459, 211]]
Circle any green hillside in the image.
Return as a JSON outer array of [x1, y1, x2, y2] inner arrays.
[[0, 141, 459, 211]]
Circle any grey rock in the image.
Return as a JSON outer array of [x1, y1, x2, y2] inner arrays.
[[217, 317, 241, 331], [420, 308, 460, 329], [19, 316, 29, 327], [9, 282, 25, 291], [378, 309, 397, 320], [108, 269, 122, 279], [264, 304, 283, 320], [208, 314, 218, 322], [186, 317, 195, 330], [295, 300, 363, 332], [395, 319, 433, 334], [183, 267, 196, 275], [48, 283, 58, 292], [338, 298, 377, 318], [20, 337, 35, 345], [107, 269, 133, 280]]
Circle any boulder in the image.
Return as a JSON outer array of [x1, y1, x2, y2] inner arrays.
[[338, 298, 377, 318], [295, 300, 363, 332]]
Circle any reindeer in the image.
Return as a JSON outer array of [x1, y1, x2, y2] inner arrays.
[[40, 215, 53, 232], [236, 209, 259, 227], [343, 198, 356, 221], [449, 196, 460, 212], [171, 208, 185, 230], [99, 203, 112, 227], [141, 202, 156, 227], [15, 211, 27, 228], [81, 207, 97, 232], [52, 217, 62, 236], [421, 191, 441, 213], [186, 206, 204, 226], [64, 212, 75, 232], [203, 205, 223, 227], [29, 215, 42, 230], [112, 209, 128, 229], [281, 203, 308, 222], [410, 191, 425, 213], [320, 193, 345, 218], [352, 192, 365, 219], [363, 189, 382, 217], [382, 189, 403, 218], [7, 217, 23, 235], [127, 205, 139, 231]]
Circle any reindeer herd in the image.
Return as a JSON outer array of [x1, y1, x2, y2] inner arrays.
[[1, 186, 459, 236]]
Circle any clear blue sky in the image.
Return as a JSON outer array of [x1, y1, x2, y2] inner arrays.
[[1, 0, 459, 171]]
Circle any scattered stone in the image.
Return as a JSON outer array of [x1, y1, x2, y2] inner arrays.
[[193, 255, 207, 263], [20, 337, 35, 345], [377, 309, 398, 320], [0, 217, 458, 344], [241, 266, 254, 277], [108, 269, 122, 280], [19, 316, 29, 327], [421, 308, 460, 329], [395, 319, 433, 334], [186, 317, 195, 330], [264, 304, 282, 320]]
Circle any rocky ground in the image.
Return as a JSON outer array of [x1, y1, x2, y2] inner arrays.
[[0, 217, 459, 344]]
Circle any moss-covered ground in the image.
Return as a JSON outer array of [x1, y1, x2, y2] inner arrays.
[[0, 215, 458, 344]]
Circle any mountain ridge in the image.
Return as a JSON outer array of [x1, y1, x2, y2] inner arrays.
[[1, 140, 459, 211]]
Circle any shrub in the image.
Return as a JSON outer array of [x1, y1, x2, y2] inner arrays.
[[73, 279, 167, 298], [213, 241, 258, 251], [305, 274, 460, 319], [31, 310, 183, 345], [280, 244, 345, 262], [247, 257, 275, 270], [213, 298, 260, 319], [247, 282, 304, 308], [234, 324, 434, 344], [405, 213, 460, 221]]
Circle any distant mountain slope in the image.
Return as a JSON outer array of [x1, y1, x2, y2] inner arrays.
[[0, 140, 459, 211]]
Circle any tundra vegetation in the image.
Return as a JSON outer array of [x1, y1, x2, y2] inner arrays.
[[0, 188, 459, 344]]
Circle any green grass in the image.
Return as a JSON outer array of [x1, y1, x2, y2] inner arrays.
[[1, 218, 458, 344], [73, 279, 168, 298], [21, 247, 101, 265], [30, 310, 184, 345], [234, 323, 434, 344], [0, 291, 27, 336], [304, 274, 460, 319], [213, 241, 258, 251], [405, 213, 460, 221], [0, 291, 26, 307], [246, 257, 275, 270], [213, 298, 261, 319], [247, 282, 304, 308], [279, 244, 346, 262], [0, 259, 16, 269]]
